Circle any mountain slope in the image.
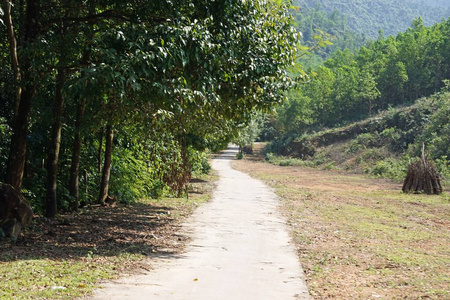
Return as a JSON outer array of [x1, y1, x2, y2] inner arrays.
[[296, 0, 450, 38], [266, 91, 450, 182]]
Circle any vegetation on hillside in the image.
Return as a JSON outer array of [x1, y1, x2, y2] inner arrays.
[[296, 0, 450, 39], [269, 17, 450, 136], [263, 16, 450, 184], [266, 91, 450, 183]]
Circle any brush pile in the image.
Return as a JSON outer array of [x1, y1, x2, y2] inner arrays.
[[402, 145, 443, 195]]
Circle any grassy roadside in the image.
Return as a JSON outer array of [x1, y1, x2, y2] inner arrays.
[[0, 173, 217, 299], [233, 152, 449, 299]]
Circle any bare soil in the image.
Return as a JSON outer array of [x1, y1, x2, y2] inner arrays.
[[233, 144, 450, 299]]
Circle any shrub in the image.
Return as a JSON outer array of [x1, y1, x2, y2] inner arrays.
[[190, 148, 211, 175], [236, 152, 244, 160], [366, 156, 415, 182]]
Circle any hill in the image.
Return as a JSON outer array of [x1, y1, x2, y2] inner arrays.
[[296, 0, 450, 39], [265, 90, 450, 183]]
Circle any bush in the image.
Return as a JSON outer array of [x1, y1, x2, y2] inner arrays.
[[236, 151, 244, 160], [415, 93, 450, 160], [265, 152, 276, 162], [190, 149, 211, 175], [434, 156, 450, 181], [311, 152, 331, 166], [366, 156, 415, 182]]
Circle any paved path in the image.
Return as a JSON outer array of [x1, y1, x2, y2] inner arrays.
[[90, 146, 310, 299]]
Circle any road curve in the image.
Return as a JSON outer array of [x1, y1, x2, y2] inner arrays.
[[90, 146, 310, 299]]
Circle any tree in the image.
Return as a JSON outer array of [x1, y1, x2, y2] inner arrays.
[[5, 0, 40, 190], [234, 113, 264, 155], [1, 0, 303, 217]]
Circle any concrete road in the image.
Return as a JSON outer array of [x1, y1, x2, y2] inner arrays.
[[90, 146, 310, 299]]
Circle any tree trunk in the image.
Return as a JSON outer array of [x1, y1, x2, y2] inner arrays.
[[98, 127, 104, 173], [68, 98, 86, 211], [3, 0, 21, 115], [7, 88, 33, 190], [6, 0, 40, 190], [45, 68, 66, 218], [98, 125, 113, 205]]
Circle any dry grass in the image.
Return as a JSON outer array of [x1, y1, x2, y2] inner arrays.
[[233, 145, 450, 299]]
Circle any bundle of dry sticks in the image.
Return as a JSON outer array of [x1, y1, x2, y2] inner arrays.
[[402, 144, 443, 195]]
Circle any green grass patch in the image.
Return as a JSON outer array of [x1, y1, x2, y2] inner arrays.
[[0, 257, 126, 299]]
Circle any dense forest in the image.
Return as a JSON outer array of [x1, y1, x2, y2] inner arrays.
[[296, 0, 450, 39], [0, 1, 300, 219]]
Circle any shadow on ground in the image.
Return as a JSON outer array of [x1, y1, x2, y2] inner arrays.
[[0, 202, 188, 262], [211, 146, 239, 160]]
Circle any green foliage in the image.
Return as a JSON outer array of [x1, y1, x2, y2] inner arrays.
[[293, 4, 367, 63], [265, 90, 450, 185], [276, 90, 314, 134], [366, 158, 409, 181], [233, 113, 265, 150], [272, 18, 450, 141], [434, 157, 450, 181], [110, 147, 161, 203], [1, 0, 303, 214], [265, 152, 311, 167], [346, 133, 379, 154], [414, 92, 450, 160], [236, 152, 245, 160], [0, 118, 11, 182], [188, 147, 211, 176]]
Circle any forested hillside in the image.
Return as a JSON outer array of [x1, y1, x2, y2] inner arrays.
[[292, 6, 366, 65], [277, 18, 450, 131], [296, 0, 450, 39], [266, 17, 450, 178], [422, 0, 450, 8]]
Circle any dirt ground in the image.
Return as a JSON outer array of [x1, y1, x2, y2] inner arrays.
[[2, 203, 186, 265], [233, 145, 449, 299]]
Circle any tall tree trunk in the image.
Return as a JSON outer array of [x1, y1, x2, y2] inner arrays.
[[68, 21, 93, 211], [98, 124, 113, 205], [45, 68, 66, 218], [68, 98, 86, 211], [6, 0, 40, 190], [3, 0, 21, 115], [98, 127, 104, 173], [7, 87, 33, 190]]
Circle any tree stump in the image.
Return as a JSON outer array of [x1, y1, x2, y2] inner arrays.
[[402, 148, 443, 195]]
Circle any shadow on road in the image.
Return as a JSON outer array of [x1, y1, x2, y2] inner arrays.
[[213, 146, 239, 160]]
